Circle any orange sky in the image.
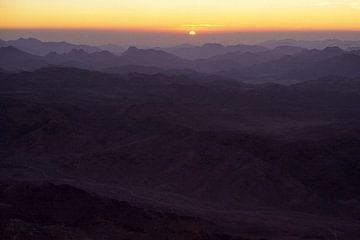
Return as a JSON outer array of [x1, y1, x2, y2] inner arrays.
[[1, 0, 360, 32]]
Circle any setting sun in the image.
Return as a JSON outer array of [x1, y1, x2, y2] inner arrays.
[[189, 30, 197, 36]]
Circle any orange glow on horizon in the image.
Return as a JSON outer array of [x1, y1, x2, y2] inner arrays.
[[1, 0, 360, 32]]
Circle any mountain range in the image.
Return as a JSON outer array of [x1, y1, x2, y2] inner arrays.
[[0, 37, 102, 56], [220, 47, 360, 83], [1, 40, 360, 84], [260, 39, 360, 49], [156, 43, 268, 59]]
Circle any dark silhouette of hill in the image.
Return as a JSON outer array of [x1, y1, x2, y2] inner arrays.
[[45, 49, 120, 69], [0, 46, 48, 70], [347, 46, 360, 51], [206, 50, 283, 67], [270, 45, 305, 55], [45, 47, 194, 72], [0, 37, 102, 56], [189, 46, 305, 73], [295, 46, 345, 61], [292, 75, 360, 92], [120, 46, 189, 68], [105, 64, 164, 74], [97, 43, 127, 54]]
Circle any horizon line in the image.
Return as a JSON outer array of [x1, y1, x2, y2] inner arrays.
[[2, 27, 360, 34]]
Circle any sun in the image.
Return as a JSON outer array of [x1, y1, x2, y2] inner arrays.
[[188, 30, 197, 36]]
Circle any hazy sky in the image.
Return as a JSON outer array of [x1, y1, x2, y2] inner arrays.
[[1, 0, 360, 46]]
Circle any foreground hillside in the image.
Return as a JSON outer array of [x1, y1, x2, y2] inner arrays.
[[0, 181, 230, 240], [1, 67, 360, 239]]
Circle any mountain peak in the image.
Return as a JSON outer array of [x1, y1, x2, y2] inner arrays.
[[323, 46, 343, 52], [68, 49, 88, 56], [0, 46, 26, 54], [202, 43, 224, 48], [96, 50, 113, 55], [1, 45, 19, 50], [126, 46, 139, 51], [91, 50, 115, 58], [17, 37, 42, 43], [46, 51, 61, 58], [122, 47, 173, 57]]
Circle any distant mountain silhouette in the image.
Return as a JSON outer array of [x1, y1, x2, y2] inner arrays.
[[206, 50, 283, 67], [97, 43, 127, 54], [347, 46, 360, 51], [351, 49, 360, 56], [45, 49, 120, 69], [296, 46, 345, 61], [0, 37, 102, 55], [159, 43, 268, 59], [260, 39, 360, 49], [187, 45, 306, 73], [0, 46, 190, 72], [271, 45, 305, 55], [120, 46, 189, 68], [104, 65, 164, 74]]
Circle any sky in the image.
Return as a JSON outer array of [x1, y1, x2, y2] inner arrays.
[[1, 0, 360, 46]]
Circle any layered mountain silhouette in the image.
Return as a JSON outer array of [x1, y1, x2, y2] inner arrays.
[[220, 47, 360, 83], [2, 44, 360, 84]]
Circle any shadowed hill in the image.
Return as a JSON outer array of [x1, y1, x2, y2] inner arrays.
[[159, 43, 268, 60], [0, 181, 230, 240], [220, 47, 360, 83], [0, 46, 48, 71], [1, 67, 360, 239], [120, 46, 189, 68]]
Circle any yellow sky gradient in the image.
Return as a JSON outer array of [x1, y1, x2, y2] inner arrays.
[[1, 0, 360, 32]]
